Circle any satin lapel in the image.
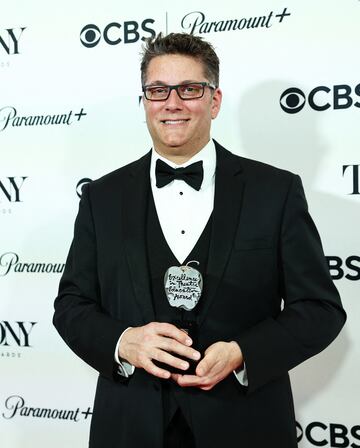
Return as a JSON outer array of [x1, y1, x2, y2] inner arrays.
[[198, 142, 244, 326], [121, 151, 155, 323]]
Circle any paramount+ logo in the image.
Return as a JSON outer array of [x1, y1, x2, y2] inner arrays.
[[280, 83, 360, 114], [80, 19, 156, 48], [296, 421, 360, 447]]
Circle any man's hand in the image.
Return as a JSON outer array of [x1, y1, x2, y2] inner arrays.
[[171, 341, 243, 390], [118, 323, 201, 379]]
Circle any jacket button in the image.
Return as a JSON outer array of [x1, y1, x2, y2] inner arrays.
[[153, 382, 160, 391]]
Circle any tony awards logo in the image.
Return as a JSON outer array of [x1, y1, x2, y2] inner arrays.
[[163, 261, 202, 373]]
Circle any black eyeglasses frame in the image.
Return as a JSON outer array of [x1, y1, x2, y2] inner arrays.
[[142, 82, 216, 101]]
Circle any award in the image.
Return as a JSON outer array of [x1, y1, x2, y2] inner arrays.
[[163, 260, 203, 374], [164, 260, 203, 311]]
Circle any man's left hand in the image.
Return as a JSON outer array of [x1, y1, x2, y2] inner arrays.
[[171, 341, 243, 391]]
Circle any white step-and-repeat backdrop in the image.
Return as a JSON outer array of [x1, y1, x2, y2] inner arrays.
[[1, 1, 359, 446]]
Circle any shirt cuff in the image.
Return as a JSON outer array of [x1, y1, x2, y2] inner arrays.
[[114, 327, 135, 378], [233, 362, 248, 387]]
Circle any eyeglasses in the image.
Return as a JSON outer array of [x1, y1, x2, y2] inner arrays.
[[142, 82, 216, 101]]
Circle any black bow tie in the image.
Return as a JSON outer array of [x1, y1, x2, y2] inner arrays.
[[155, 159, 204, 191]]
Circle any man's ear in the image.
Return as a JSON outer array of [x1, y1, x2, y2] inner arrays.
[[211, 88, 222, 119]]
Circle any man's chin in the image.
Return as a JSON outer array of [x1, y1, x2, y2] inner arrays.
[[161, 140, 188, 151]]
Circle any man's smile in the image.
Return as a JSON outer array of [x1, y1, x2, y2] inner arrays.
[[160, 119, 190, 125]]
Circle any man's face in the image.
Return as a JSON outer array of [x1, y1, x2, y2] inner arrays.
[[143, 54, 222, 159]]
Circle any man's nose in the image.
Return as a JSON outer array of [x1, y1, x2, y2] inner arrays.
[[165, 88, 184, 109]]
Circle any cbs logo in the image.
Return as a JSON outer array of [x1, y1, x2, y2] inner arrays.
[[76, 178, 92, 198], [280, 84, 360, 114], [296, 421, 360, 447], [80, 19, 156, 48], [326, 255, 360, 281]]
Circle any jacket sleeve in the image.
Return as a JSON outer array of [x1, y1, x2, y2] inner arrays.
[[235, 174, 346, 394], [53, 184, 128, 381]]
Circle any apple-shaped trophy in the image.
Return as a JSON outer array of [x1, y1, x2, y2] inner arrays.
[[163, 260, 203, 374]]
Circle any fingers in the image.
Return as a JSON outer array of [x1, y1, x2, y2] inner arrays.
[[171, 351, 221, 388], [145, 323, 200, 364], [195, 344, 221, 376], [118, 322, 201, 378], [157, 336, 201, 362], [173, 374, 205, 387], [171, 373, 219, 390], [141, 357, 171, 379], [138, 349, 189, 380], [151, 346, 190, 371], [196, 356, 212, 377], [171, 342, 236, 390], [151, 322, 193, 346]]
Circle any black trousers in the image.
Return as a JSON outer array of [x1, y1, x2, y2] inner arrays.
[[164, 408, 196, 448]]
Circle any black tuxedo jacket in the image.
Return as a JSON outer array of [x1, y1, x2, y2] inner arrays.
[[54, 141, 346, 448]]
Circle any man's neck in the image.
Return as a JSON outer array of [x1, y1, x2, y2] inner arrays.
[[153, 141, 210, 165]]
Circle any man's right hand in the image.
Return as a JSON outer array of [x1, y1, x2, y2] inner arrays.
[[118, 323, 201, 379]]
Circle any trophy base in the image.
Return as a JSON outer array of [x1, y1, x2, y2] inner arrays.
[[155, 320, 200, 375]]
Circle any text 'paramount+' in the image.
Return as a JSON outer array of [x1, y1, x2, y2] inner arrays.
[[2, 396, 93, 422], [181, 8, 291, 35], [0, 252, 65, 276], [0, 107, 87, 132]]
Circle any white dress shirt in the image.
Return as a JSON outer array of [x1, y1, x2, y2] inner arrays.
[[115, 139, 247, 385], [150, 139, 215, 264]]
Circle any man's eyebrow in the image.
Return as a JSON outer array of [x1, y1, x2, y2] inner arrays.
[[144, 80, 202, 86]]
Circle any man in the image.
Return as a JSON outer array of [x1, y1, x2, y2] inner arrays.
[[53, 33, 346, 447]]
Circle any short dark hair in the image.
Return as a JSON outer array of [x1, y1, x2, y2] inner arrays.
[[140, 33, 219, 87]]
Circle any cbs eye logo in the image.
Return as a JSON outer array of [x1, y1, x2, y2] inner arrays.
[[80, 24, 101, 48], [280, 84, 360, 113], [296, 421, 304, 443], [76, 178, 92, 198], [80, 20, 156, 48], [280, 88, 306, 114]]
